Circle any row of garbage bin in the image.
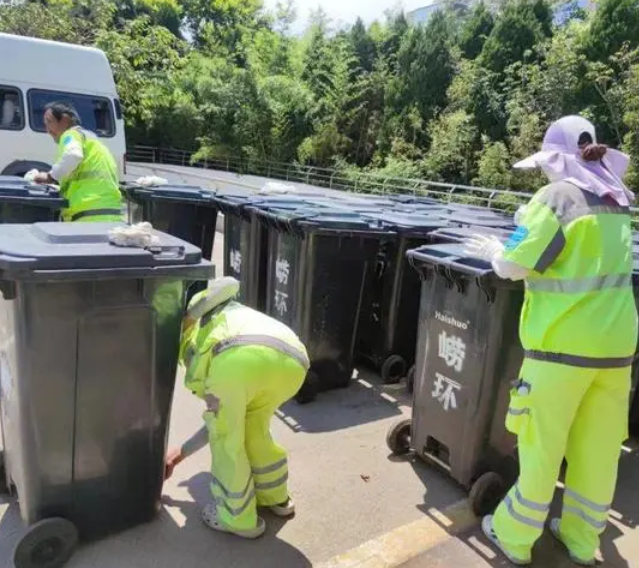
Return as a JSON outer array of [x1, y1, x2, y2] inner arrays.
[[119, 180, 516, 403], [118, 180, 639, 520]]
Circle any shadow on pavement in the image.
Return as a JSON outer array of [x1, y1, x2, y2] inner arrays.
[[275, 369, 408, 434], [398, 444, 639, 568], [159, 471, 312, 568]]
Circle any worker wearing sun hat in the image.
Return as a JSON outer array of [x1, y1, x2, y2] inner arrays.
[[464, 115, 637, 565]]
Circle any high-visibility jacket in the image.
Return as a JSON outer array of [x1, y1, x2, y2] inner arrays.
[[56, 128, 123, 222], [503, 180, 638, 367], [181, 300, 309, 399]]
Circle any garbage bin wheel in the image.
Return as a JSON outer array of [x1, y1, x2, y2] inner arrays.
[[381, 355, 407, 385], [14, 518, 78, 568], [469, 472, 506, 517], [406, 365, 416, 395], [0, 450, 7, 494], [295, 371, 320, 405], [386, 418, 412, 456]]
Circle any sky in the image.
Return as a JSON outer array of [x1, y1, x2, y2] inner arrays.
[[263, 0, 436, 32]]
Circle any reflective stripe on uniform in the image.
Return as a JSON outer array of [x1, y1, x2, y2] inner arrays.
[[252, 458, 287, 475], [214, 491, 256, 517], [563, 505, 607, 530], [514, 485, 550, 513], [527, 273, 632, 294], [212, 335, 310, 370], [503, 494, 546, 529], [508, 407, 530, 417], [565, 488, 611, 514], [255, 472, 288, 491], [212, 475, 252, 500], [212, 475, 256, 517], [71, 208, 122, 221], [524, 351, 634, 369]]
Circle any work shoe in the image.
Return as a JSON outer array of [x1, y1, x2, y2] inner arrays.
[[269, 497, 296, 518], [481, 516, 532, 566], [202, 503, 266, 539], [549, 518, 596, 566]]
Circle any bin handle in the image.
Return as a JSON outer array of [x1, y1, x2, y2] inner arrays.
[[408, 250, 493, 279], [146, 245, 186, 261]]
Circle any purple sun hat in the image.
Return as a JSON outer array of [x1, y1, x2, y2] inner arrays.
[[514, 115, 634, 206]]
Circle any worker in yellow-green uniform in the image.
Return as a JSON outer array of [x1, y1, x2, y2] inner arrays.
[[464, 115, 638, 566], [165, 277, 308, 539], [34, 101, 123, 222]]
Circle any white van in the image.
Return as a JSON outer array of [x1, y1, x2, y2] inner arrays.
[[0, 33, 126, 177]]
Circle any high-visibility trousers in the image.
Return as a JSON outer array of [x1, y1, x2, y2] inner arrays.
[[202, 345, 305, 531], [492, 359, 630, 563]]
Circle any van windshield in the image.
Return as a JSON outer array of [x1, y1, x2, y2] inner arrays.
[[28, 90, 115, 138]]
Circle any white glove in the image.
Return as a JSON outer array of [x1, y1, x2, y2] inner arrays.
[[24, 169, 40, 183], [259, 182, 297, 194], [514, 205, 527, 225], [109, 222, 162, 248], [463, 234, 505, 262], [135, 175, 168, 187]]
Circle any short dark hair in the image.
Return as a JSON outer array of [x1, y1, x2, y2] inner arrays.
[[44, 102, 81, 126]]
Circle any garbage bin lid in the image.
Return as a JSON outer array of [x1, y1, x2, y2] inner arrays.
[[430, 226, 512, 244], [445, 210, 514, 228], [128, 184, 216, 203], [363, 212, 448, 233], [0, 178, 65, 206], [389, 195, 441, 205], [295, 210, 394, 233], [0, 222, 209, 275]]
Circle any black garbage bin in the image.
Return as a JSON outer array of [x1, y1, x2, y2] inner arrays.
[[122, 183, 218, 260], [214, 193, 311, 311], [0, 176, 66, 223], [356, 213, 449, 384], [386, 243, 523, 516], [123, 183, 218, 301], [256, 208, 394, 403], [0, 222, 214, 568]]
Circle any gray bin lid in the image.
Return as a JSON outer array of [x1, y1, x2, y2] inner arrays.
[[0, 223, 214, 280], [363, 212, 448, 233], [124, 183, 216, 204], [0, 177, 65, 207], [445, 210, 514, 228], [430, 226, 512, 243]]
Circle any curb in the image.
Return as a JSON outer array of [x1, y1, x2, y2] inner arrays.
[[316, 500, 477, 568]]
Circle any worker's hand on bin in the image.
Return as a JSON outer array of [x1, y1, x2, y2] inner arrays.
[[463, 234, 504, 263], [33, 172, 54, 184], [164, 448, 185, 480]]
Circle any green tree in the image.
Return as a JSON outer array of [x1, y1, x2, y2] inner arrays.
[[349, 18, 377, 73], [480, 0, 552, 77], [459, 1, 494, 59], [587, 0, 639, 63]]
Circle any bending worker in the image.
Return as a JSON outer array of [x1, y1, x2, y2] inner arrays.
[[34, 101, 123, 222], [464, 115, 638, 566], [165, 277, 308, 539]]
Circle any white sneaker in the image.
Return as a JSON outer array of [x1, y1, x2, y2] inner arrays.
[[549, 518, 596, 566], [202, 503, 266, 539], [269, 497, 296, 518], [481, 515, 532, 566]]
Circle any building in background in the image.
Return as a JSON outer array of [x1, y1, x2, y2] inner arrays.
[[407, 1, 474, 25], [407, 0, 596, 27]]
